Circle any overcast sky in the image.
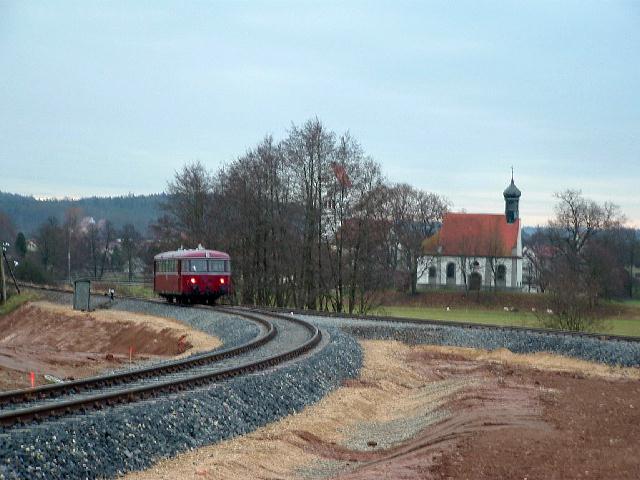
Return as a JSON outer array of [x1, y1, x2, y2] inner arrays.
[[1, 1, 639, 226]]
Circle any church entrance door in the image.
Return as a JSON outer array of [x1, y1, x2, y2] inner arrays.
[[469, 272, 482, 291]]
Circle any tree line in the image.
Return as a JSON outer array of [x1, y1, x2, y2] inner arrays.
[[155, 118, 450, 312], [524, 190, 638, 330], [0, 207, 146, 285], [1, 117, 637, 330], [0, 191, 165, 235]]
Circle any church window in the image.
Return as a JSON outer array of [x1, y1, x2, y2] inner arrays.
[[497, 265, 506, 281], [446, 263, 455, 278]]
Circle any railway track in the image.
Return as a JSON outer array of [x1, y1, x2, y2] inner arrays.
[[5, 283, 636, 430], [255, 305, 640, 343], [0, 300, 322, 428], [21, 281, 640, 343]]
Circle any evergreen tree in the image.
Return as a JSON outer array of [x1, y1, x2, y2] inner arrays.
[[15, 232, 27, 258]]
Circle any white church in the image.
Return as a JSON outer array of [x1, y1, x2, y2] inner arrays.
[[417, 178, 523, 291]]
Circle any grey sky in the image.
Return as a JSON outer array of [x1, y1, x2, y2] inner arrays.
[[1, 1, 639, 226]]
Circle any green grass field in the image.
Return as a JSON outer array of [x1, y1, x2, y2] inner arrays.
[[374, 304, 640, 337], [0, 293, 38, 316]]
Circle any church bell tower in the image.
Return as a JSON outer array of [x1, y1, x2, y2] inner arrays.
[[503, 170, 521, 224]]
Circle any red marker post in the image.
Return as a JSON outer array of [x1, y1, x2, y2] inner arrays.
[[29, 371, 35, 388], [129, 345, 134, 366]]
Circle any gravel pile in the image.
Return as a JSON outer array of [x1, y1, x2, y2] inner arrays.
[[28, 289, 261, 350], [0, 328, 362, 479], [304, 315, 640, 367]]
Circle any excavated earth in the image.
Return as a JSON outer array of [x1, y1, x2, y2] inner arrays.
[[124, 341, 640, 480], [0, 301, 221, 390]]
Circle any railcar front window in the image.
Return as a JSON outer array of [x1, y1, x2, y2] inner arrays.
[[209, 260, 225, 272], [189, 259, 208, 272]]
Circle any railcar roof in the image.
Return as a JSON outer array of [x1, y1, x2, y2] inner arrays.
[[154, 248, 230, 260]]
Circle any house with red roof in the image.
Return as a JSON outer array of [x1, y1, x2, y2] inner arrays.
[[417, 177, 523, 291]]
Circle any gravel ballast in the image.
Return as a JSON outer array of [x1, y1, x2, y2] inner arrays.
[[0, 328, 362, 479], [303, 315, 640, 367]]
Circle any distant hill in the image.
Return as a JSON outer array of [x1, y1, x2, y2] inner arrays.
[[0, 191, 167, 236]]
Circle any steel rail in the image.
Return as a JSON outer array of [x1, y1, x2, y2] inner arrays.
[[0, 307, 322, 428], [247, 305, 640, 343], [0, 309, 274, 407], [17, 282, 640, 342]]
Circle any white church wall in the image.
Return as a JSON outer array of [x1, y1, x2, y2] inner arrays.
[[417, 255, 522, 289]]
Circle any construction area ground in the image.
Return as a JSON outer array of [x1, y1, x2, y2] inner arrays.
[[126, 341, 640, 480], [1, 300, 639, 478], [0, 301, 221, 390]]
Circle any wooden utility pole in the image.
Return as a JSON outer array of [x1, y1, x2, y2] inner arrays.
[[0, 245, 6, 304]]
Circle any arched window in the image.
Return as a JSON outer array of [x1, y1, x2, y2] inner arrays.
[[428, 266, 436, 278], [446, 263, 455, 278], [496, 264, 507, 288]]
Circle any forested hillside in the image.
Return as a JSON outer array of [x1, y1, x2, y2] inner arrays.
[[0, 191, 166, 235]]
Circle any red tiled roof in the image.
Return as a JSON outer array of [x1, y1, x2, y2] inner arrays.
[[437, 213, 519, 257]]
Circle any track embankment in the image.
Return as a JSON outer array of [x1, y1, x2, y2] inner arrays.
[[0, 301, 222, 391], [0, 293, 360, 480], [123, 340, 640, 480]]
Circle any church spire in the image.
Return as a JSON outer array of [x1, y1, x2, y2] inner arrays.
[[503, 171, 521, 224]]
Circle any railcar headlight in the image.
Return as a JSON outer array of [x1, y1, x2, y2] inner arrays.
[[190, 277, 196, 284], [220, 278, 225, 284]]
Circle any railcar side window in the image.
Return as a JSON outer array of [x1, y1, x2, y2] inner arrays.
[[189, 259, 208, 272], [225, 260, 230, 272], [209, 260, 225, 272]]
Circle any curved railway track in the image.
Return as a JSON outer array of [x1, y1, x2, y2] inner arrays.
[[5, 283, 637, 428], [19, 282, 640, 343], [0, 298, 322, 428], [256, 305, 640, 343]]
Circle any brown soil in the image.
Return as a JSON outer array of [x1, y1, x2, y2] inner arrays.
[[435, 369, 640, 479], [0, 301, 221, 390], [123, 341, 640, 480]]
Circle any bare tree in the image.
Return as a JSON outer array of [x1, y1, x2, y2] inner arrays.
[[543, 190, 626, 330], [86, 222, 100, 279], [121, 224, 142, 282], [284, 118, 335, 308], [453, 228, 479, 293], [36, 217, 65, 275], [523, 228, 552, 293], [164, 161, 213, 246], [98, 220, 115, 279], [549, 189, 624, 257], [485, 223, 506, 291], [388, 184, 449, 295]]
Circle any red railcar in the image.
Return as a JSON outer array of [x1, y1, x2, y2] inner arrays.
[[153, 246, 231, 304]]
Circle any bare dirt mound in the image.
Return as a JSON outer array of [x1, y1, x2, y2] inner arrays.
[[0, 301, 221, 390]]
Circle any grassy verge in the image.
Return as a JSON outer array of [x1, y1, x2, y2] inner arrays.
[[101, 284, 157, 299], [374, 305, 640, 337], [0, 293, 38, 316]]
